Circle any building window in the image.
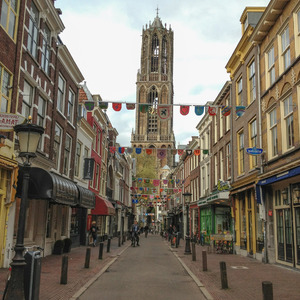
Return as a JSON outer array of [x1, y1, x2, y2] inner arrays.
[[57, 75, 65, 113], [249, 119, 257, 168], [161, 35, 167, 75], [94, 164, 99, 189], [225, 97, 230, 131], [226, 142, 231, 180], [41, 24, 51, 74], [269, 108, 278, 157], [280, 26, 290, 72], [248, 60, 256, 103], [92, 124, 97, 150], [0, 65, 12, 112], [0, 0, 18, 39], [67, 88, 74, 123], [78, 103, 87, 119], [283, 95, 294, 150], [214, 154, 218, 186], [151, 34, 159, 72], [63, 135, 72, 176], [27, 1, 38, 58], [219, 109, 223, 138], [214, 115, 217, 143], [220, 149, 224, 181], [83, 147, 89, 174], [238, 130, 244, 174], [54, 124, 62, 169], [37, 96, 46, 150], [267, 46, 275, 87], [74, 141, 81, 177], [22, 81, 34, 118], [237, 77, 243, 106]]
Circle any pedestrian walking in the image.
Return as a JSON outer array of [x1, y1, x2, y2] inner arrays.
[[89, 221, 98, 247]]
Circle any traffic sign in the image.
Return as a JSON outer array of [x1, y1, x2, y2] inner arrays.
[[246, 147, 263, 155]]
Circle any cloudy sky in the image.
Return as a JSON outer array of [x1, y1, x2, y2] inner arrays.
[[56, 0, 270, 146]]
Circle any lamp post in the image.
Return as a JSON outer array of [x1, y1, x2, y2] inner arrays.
[[4, 120, 44, 300], [183, 192, 192, 255]]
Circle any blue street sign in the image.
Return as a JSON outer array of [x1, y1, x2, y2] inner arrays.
[[246, 147, 263, 155]]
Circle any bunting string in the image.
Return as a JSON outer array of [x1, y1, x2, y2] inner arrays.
[[84, 100, 246, 118]]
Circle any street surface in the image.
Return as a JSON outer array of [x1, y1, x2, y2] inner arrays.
[[78, 234, 206, 300]]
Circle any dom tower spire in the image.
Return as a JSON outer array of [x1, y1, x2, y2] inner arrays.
[[131, 12, 175, 168]]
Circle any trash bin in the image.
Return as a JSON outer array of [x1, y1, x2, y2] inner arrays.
[[24, 251, 42, 300]]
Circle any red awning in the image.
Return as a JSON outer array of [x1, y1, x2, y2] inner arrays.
[[91, 196, 115, 216]]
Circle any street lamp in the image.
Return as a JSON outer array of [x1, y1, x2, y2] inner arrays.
[[4, 120, 44, 300], [183, 192, 192, 255]]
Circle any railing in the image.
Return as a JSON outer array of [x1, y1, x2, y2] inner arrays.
[[131, 133, 175, 143]]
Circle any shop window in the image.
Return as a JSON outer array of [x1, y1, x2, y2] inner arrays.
[[61, 206, 68, 236], [256, 204, 264, 253], [239, 194, 246, 250], [46, 203, 52, 238], [70, 208, 79, 235]]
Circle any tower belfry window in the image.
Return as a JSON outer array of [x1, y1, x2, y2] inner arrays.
[[148, 86, 158, 133], [162, 36, 167, 75], [151, 34, 159, 72]]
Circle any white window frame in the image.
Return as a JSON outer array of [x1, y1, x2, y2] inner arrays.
[[27, 1, 39, 58], [41, 23, 51, 75], [37, 96, 46, 151], [63, 134, 72, 176], [67, 88, 75, 123], [57, 75, 65, 113], [249, 118, 257, 169], [237, 77, 243, 106], [279, 26, 291, 73], [266, 46, 275, 88], [267, 108, 278, 159], [238, 130, 244, 175], [54, 124, 62, 170], [74, 141, 82, 177], [22, 80, 34, 118], [248, 60, 256, 104], [281, 95, 294, 152]]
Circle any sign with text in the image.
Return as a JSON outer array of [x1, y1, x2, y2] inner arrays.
[[83, 158, 95, 180], [0, 113, 25, 131], [246, 147, 263, 155]]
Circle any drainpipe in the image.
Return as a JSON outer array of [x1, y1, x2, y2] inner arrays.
[[257, 44, 268, 263]]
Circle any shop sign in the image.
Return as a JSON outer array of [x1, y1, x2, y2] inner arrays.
[[0, 113, 25, 131], [83, 158, 95, 180], [197, 199, 207, 206], [207, 191, 229, 203], [246, 147, 263, 155], [210, 234, 232, 241]]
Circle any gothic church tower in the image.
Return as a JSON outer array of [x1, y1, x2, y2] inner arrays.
[[131, 11, 175, 168]]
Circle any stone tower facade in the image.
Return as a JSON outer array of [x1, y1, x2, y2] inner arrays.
[[131, 12, 176, 168]]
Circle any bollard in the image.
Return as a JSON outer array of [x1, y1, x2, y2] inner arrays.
[[262, 281, 273, 300], [118, 235, 121, 247], [84, 248, 91, 268], [107, 237, 111, 253], [60, 255, 68, 284], [176, 234, 178, 248], [202, 250, 207, 271], [220, 261, 228, 289], [192, 242, 196, 261], [98, 242, 104, 260]]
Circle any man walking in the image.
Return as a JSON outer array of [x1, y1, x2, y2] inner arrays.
[[131, 220, 140, 246]]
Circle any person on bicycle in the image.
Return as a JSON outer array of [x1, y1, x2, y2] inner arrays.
[[131, 220, 140, 246]]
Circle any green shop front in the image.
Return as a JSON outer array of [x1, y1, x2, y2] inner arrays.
[[198, 191, 233, 252]]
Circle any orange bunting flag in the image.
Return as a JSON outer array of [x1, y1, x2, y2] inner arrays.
[[146, 148, 153, 155], [194, 149, 201, 156]]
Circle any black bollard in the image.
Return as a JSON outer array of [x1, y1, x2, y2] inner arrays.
[[98, 242, 104, 260], [262, 281, 273, 300], [192, 242, 196, 261], [220, 261, 228, 289], [107, 237, 111, 253], [60, 255, 68, 284], [118, 235, 121, 247], [84, 248, 91, 268], [202, 250, 207, 271]]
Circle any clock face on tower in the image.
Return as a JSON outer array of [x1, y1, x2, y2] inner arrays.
[[131, 12, 175, 168]]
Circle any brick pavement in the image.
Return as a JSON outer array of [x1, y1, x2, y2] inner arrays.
[[167, 238, 300, 300], [0, 237, 130, 300], [1, 236, 300, 300]]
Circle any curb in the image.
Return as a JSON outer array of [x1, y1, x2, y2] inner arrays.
[[70, 243, 131, 300], [168, 245, 214, 300]]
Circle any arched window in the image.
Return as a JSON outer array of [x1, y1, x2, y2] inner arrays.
[[148, 86, 158, 133], [161, 36, 167, 74], [151, 34, 159, 72]]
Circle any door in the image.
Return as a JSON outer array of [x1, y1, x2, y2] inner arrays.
[[276, 209, 293, 263]]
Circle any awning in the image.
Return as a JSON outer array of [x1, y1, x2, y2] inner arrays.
[[256, 166, 300, 204], [77, 185, 95, 209], [17, 167, 78, 206], [91, 195, 115, 216], [198, 191, 230, 207]]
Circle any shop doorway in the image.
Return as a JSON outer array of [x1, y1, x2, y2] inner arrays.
[[276, 209, 293, 263]]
